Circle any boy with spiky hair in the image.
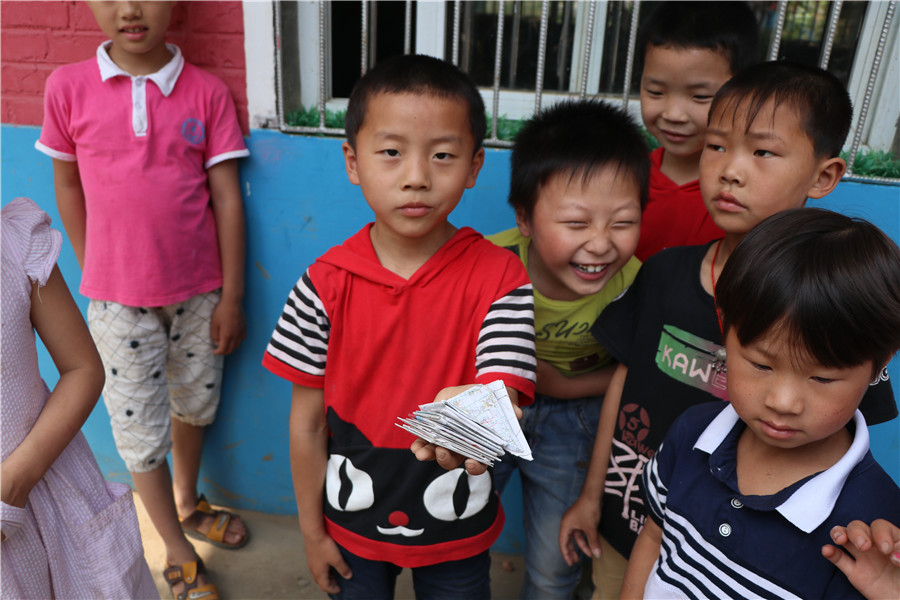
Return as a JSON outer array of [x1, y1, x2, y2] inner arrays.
[[487, 99, 649, 599]]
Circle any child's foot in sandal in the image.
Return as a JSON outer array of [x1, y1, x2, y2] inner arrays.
[[164, 558, 219, 600], [178, 494, 249, 549]]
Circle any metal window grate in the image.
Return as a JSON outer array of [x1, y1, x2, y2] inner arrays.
[[275, 0, 898, 183]]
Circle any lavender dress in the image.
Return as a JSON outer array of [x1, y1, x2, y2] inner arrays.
[[0, 198, 158, 598]]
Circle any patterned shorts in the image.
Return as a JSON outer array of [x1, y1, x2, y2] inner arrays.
[[88, 291, 224, 473]]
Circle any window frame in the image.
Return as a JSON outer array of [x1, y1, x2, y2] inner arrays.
[[245, 0, 899, 182]]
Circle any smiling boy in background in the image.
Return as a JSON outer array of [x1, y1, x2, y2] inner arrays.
[[488, 99, 649, 599], [634, 1, 759, 261]]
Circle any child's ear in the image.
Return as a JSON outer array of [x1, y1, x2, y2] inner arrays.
[[465, 147, 486, 189], [515, 207, 533, 238], [806, 156, 846, 199], [342, 141, 361, 185]]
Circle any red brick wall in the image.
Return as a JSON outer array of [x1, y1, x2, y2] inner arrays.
[[1, 1, 249, 133]]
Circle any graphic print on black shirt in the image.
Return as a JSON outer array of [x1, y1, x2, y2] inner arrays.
[[603, 324, 726, 554], [655, 325, 727, 400], [324, 408, 498, 546]]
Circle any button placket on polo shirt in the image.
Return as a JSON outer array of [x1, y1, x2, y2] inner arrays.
[[132, 77, 149, 136]]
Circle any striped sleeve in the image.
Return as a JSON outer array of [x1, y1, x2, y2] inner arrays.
[[642, 448, 667, 526], [263, 272, 330, 383], [475, 283, 536, 388]]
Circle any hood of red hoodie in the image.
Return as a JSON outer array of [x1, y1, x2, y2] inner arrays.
[[316, 224, 485, 292]]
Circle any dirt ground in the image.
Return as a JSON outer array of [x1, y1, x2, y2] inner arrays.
[[135, 493, 525, 599]]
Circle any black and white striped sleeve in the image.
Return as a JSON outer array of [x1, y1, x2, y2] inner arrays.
[[642, 447, 668, 525], [475, 283, 536, 384], [264, 272, 331, 380]]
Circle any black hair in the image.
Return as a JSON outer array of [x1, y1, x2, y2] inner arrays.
[[344, 54, 486, 152], [637, 1, 760, 75], [508, 99, 650, 219], [716, 208, 900, 376], [709, 61, 853, 158]]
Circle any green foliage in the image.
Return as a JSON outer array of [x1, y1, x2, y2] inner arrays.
[[285, 106, 347, 129], [842, 149, 900, 179], [491, 114, 527, 141], [281, 105, 897, 180]]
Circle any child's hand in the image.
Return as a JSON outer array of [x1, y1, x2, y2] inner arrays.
[[410, 438, 488, 476], [822, 519, 900, 600], [408, 383, 499, 475], [558, 493, 603, 566], [210, 296, 246, 355], [303, 530, 352, 594], [1, 461, 32, 542]]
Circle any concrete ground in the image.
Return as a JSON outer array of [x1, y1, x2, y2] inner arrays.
[[135, 493, 525, 599]]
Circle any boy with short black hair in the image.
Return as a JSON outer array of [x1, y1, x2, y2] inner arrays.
[[621, 208, 900, 599], [634, 0, 759, 260], [488, 99, 649, 599], [263, 54, 537, 598], [559, 61, 897, 599]]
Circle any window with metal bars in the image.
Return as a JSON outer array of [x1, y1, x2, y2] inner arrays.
[[272, 0, 899, 181]]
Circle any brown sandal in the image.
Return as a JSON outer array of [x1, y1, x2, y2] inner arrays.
[[180, 494, 250, 549], [163, 559, 220, 600]]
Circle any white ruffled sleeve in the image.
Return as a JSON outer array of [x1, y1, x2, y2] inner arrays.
[[1, 197, 62, 286]]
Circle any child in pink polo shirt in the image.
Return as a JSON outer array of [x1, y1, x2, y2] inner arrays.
[[36, 3, 248, 598]]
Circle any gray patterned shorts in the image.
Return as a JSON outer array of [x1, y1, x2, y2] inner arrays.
[[88, 291, 224, 473]]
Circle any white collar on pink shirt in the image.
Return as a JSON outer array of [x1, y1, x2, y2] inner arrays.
[[95, 42, 184, 136], [96, 41, 185, 95]]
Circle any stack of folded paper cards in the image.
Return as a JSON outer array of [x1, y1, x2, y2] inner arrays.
[[397, 380, 533, 466]]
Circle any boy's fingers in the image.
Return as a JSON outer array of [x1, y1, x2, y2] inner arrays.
[[435, 446, 464, 470], [463, 458, 487, 476], [410, 439, 437, 461], [576, 530, 602, 560], [334, 559, 353, 580], [844, 520, 874, 552], [868, 519, 900, 555], [409, 441, 484, 472], [211, 324, 245, 356], [830, 525, 850, 548], [315, 567, 340, 594], [558, 524, 575, 562], [568, 532, 589, 564], [821, 544, 847, 567], [560, 538, 578, 566]]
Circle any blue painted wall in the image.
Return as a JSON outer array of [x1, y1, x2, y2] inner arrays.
[[3, 124, 899, 554]]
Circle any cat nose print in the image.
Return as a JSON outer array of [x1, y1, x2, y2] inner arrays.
[[388, 511, 410, 527]]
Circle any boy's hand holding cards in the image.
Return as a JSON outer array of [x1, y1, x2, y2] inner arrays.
[[400, 380, 533, 468]]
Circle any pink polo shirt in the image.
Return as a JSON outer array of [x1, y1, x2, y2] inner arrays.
[[36, 43, 249, 306]]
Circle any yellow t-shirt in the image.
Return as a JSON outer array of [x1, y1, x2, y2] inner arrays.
[[487, 228, 641, 376]]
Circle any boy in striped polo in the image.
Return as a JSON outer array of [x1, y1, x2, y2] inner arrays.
[[624, 209, 900, 599]]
